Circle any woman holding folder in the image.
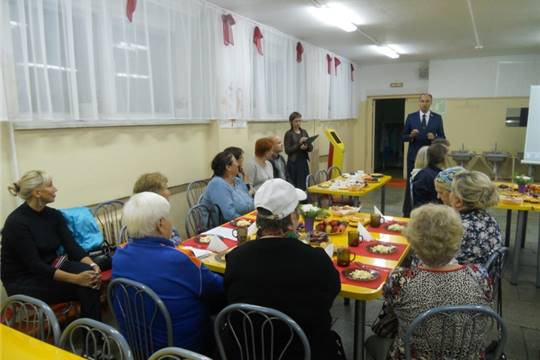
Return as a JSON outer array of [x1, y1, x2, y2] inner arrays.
[[284, 111, 314, 190]]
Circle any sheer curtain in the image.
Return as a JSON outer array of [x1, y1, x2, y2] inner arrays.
[[0, 0, 357, 124]]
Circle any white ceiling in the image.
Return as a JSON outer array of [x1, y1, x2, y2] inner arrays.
[[208, 0, 540, 64]]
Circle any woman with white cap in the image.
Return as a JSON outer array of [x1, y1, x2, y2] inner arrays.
[[224, 179, 345, 360]]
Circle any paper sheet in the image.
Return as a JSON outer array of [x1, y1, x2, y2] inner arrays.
[[357, 223, 374, 241], [202, 227, 236, 240], [181, 246, 213, 259], [324, 243, 334, 259], [207, 235, 229, 253]]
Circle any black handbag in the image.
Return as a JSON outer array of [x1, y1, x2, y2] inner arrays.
[[89, 244, 116, 271]]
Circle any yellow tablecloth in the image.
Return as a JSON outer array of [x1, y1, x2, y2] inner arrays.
[[0, 324, 83, 360]]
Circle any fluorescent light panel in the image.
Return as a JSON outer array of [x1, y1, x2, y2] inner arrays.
[[376, 45, 400, 59], [309, 4, 359, 32]]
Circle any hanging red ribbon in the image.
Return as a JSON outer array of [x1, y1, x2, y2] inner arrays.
[[126, 0, 137, 22], [296, 42, 304, 63], [222, 14, 236, 46], [253, 26, 264, 55], [334, 57, 341, 76], [351, 64, 355, 81], [326, 54, 332, 75]]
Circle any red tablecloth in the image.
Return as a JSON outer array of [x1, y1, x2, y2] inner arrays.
[[336, 262, 391, 289], [367, 220, 408, 236], [349, 240, 407, 261], [182, 236, 237, 250]]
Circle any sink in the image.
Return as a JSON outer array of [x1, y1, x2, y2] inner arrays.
[[483, 152, 509, 163], [450, 151, 475, 166], [483, 151, 510, 180]]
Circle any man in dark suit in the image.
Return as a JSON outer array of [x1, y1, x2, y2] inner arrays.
[[402, 93, 446, 216]]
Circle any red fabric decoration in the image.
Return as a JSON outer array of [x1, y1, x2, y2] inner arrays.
[[253, 26, 264, 55], [126, 0, 137, 23], [334, 57, 341, 76], [351, 63, 355, 81], [326, 54, 332, 75], [222, 14, 236, 46], [296, 42, 304, 63]]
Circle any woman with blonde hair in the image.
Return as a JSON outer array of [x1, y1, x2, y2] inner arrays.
[[450, 170, 502, 265], [367, 204, 492, 359], [402, 145, 429, 217], [1, 170, 101, 320], [133, 172, 181, 245]]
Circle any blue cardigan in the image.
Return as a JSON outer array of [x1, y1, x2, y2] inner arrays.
[[199, 176, 254, 221], [112, 236, 224, 352]]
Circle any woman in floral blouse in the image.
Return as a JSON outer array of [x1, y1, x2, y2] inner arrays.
[[367, 204, 493, 360], [449, 170, 502, 265]]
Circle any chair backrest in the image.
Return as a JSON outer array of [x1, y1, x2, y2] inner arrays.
[[185, 204, 212, 238], [214, 303, 311, 360], [94, 200, 124, 246], [148, 347, 212, 360], [187, 180, 209, 208], [118, 224, 129, 244], [483, 247, 509, 316], [314, 169, 328, 184], [326, 166, 342, 179], [107, 278, 173, 360], [207, 203, 225, 228], [60, 318, 134, 360], [404, 305, 507, 360], [0, 294, 61, 345]]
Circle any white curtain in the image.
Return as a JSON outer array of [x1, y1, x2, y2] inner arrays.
[[0, 0, 357, 124]]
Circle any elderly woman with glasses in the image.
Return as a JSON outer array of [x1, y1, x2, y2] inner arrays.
[[112, 192, 224, 355], [449, 170, 502, 265]]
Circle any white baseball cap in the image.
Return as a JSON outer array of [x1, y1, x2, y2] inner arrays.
[[254, 178, 307, 220]]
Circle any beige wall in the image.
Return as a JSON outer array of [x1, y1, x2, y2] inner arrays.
[[0, 119, 360, 235], [357, 96, 530, 178]]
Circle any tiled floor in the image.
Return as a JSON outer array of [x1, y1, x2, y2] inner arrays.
[[330, 185, 540, 360]]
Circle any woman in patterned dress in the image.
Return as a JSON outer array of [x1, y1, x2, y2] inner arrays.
[[449, 170, 502, 265], [366, 204, 493, 360]]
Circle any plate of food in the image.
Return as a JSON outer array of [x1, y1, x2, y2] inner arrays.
[[194, 234, 224, 244], [315, 220, 348, 235], [346, 215, 370, 228], [308, 231, 330, 248], [318, 183, 331, 188], [330, 205, 361, 216], [229, 218, 253, 227], [342, 266, 380, 282], [367, 243, 397, 254], [499, 194, 524, 206], [384, 222, 407, 233], [370, 173, 384, 178], [524, 194, 540, 203]]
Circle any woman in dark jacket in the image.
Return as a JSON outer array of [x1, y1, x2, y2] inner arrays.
[[1, 170, 101, 320], [284, 112, 313, 190], [411, 143, 448, 209]]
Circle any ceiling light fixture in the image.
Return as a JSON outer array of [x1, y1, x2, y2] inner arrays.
[[309, 1, 359, 32], [466, 0, 484, 50], [376, 45, 400, 59]]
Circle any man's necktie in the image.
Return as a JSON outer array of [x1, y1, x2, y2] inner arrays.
[[421, 114, 427, 129]]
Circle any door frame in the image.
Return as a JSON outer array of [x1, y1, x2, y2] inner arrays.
[[366, 94, 421, 177]]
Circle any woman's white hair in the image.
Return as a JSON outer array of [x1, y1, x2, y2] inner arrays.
[[122, 192, 170, 239]]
